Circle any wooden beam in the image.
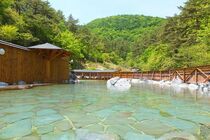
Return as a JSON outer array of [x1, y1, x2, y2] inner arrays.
[[185, 69, 196, 82], [197, 68, 208, 78], [49, 51, 64, 61], [175, 71, 184, 81], [203, 75, 210, 83]]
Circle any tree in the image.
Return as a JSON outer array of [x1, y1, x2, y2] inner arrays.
[[53, 31, 84, 59], [66, 14, 79, 33], [0, 25, 18, 41]]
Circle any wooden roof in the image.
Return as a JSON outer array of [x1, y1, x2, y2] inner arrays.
[[29, 43, 70, 59], [29, 43, 63, 50], [0, 40, 70, 58], [0, 40, 30, 51]]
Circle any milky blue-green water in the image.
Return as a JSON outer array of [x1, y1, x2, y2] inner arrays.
[[0, 81, 210, 140]]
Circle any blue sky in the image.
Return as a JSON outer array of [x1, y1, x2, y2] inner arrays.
[[47, 0, 187, 24]]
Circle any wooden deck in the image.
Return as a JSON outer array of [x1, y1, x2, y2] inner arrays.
[[74, 65, 210, 84]]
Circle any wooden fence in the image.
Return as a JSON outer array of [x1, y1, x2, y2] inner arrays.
[[75, 65, 210, 84]]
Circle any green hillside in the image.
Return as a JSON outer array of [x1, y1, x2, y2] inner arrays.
[[1, 0, 210, 71], [86, 15, 165, 60]]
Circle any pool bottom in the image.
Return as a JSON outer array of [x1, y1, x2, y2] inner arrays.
[[0, 81, 209, 139]]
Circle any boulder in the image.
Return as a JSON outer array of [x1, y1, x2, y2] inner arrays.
[[18, 80, 26, 85], [188, 84, 199, 91], [131, 79, 140, 84], [107, 77, 131, 91], [199, 83, 210, 93], [179, 83, 189, 88], [171, 76, 183, 85], [0, 82, 8, 87]]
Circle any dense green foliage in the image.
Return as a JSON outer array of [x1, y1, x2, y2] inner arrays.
[[0, 0, 84, 60], [133, 0, 210, 71], [1, 0, 210, 70], [86, 15, 165, 60], [85, 0, 210, 71], [0, 0, 111, 68]]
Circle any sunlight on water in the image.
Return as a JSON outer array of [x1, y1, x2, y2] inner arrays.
[[0, 81, 210, 139]]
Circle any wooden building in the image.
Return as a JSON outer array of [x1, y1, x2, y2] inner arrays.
[[0, 40, 70, 84]]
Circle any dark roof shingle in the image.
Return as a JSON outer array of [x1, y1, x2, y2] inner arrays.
[[0, 40, 29, 51]]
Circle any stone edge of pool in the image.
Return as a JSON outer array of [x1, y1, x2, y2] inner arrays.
[[0, 83, 52, 91]]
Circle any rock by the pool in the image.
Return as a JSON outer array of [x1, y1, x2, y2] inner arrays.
[[131, 79, 140, 84], [188, 84, 199, 91], [107, 77, 131, 91], [171, 76, 183, 85], [18, 80, 26, 85], [0, 82, 8, 87]]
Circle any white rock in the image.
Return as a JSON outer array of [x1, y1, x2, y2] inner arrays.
[[172, 77, 183, 85], [164, 81, 172, 85], [159, 80, 166, 85], [179, 83, 189, 88], [18, 81, 26, 85], [152, 80, 160, 85], [0, 82, 9, 87], [188, 84, 199, 91], [203, 87, 209, 93], [138, 80, 146, 84], [131, 79, 140, 84], [107, 77, 131, 91]]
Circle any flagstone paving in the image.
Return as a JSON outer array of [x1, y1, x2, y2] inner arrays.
[[0, 81, 209, 139]]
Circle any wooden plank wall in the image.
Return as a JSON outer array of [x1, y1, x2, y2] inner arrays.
[[0, 44, 69, 84]]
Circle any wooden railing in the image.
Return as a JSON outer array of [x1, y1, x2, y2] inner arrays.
[[75, 65, 210, 84]]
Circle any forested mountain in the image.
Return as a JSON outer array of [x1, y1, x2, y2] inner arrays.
[[85, 0, 210, 71], [0, 0, 210, 71], [132, 0, 210, 71], [86, 15, 165, 61]]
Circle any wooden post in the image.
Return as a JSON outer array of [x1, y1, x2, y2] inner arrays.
[[169, 70, 171, 81], [160, 71, 162, 81], [152, 71, 154, 80], [195, 69, 198, 84], [183, 69, 186, 83], [46, 60, 51, 82]]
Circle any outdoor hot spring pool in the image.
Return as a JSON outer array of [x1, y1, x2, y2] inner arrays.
[[0, 81, 210, 140]]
